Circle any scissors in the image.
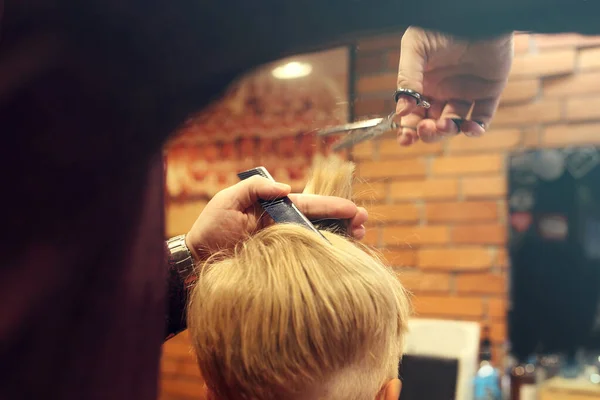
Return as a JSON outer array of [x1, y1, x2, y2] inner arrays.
[[317, 88, 431, 151]]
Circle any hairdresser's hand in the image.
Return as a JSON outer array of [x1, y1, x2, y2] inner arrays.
[[395, 27, 513, 145], [185, 176, 368, 261]]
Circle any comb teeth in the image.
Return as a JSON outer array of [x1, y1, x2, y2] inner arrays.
[[311, 218, 350, 235], [237, 167, 274, 182]]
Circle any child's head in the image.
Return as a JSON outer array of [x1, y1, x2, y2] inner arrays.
[[187, 157, 411, 400]]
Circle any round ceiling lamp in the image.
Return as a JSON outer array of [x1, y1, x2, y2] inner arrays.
[[271, 61, 313, 79]]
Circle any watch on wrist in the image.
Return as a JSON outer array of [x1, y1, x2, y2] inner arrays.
[[166, 234, 196, 282]]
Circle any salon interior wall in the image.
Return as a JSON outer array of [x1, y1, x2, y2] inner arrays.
[[159, 32, 600, 400]]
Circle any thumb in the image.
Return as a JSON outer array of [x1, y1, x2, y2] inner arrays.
[[396, 28, 427, 116], [231, 175, 291, 210]]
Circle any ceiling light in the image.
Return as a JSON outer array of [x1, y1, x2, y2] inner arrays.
[[271, 61, 312, 79]]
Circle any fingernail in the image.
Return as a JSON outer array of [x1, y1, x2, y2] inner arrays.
[[464, 131, 482, 138], [275, 182, 291, 192], [354, 225, 366, 239]]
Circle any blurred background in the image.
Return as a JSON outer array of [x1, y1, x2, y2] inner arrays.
[[160, 31, 600, 399]]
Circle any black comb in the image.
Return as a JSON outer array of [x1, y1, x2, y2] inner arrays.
[[237, 167, 330, 243]]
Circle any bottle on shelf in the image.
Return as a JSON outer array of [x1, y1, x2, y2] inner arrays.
[[500, 342, 516, 400], [560, 349, 582, 379], [509, 356, 537, 400], [536, 353, 561, 384], [474, 326, 502, 400]]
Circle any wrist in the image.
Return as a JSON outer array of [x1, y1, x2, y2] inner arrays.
[[184, 234, 202, 263], [166, 234, 196, 283]]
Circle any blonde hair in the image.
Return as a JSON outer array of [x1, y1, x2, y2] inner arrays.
[[188, 156, 411, 400]]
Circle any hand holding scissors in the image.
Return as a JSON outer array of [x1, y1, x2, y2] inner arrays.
[[317, 89, 431, 151], [394, 27, 513, 145]]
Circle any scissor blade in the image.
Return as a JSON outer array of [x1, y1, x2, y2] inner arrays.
[[331, 118, 395, 151], [331, 131, 375, 151], [316, 118, 383, 137]]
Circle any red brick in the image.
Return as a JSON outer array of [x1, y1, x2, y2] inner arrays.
[[510, 50, 576, 78], [356, 52, 386, 75], [493, 100, 562, 126], [566, 95, 600, 121], [456, 273, 506, 295], [412, 296, 485, 318], [160, 358, 200, 378], [488, 298, 507, 319], [513, 33, 531, 54], [382, 226, 450, 247], [161, 376, 204, 398], [500, 79, 539, 104], [396, 270, 451, 293], [481, 322, 507, 347], [534, 33, 600, 49], [357, 72, 397, 93], [378, 139, 444, 158], [492, 345, 506, 366], [386, 50, 400, 70], [462, 176, 507, 199], [496, 249, 509, 268], [162, 334, 193, 358], [357, 33, 403, 51], [489, 321, 506, 344], [543, 123, 600, 146], [425, 201, 498, 223], [362, 226, 380, 246], [389, 179, 458, 201], [543, 72, 600, 97], [352, 140, 375, 159], [579, 47, 600, 70], [418, 247, 494, 271], [447, 130, 521, 153], [498, 200, 508, 222], [166, 200, 209, 238], [353, 181, 386, 202], [354, 97, 388, 117], [431, 155, 503, 176], [367, 203, 420, 223], [381, 249, 418, 267], [452, 224, 506, 245], [358, 159, 427, 179], [522, 127, 541, 148]]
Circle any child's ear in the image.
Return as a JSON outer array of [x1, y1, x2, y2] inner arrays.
[[380, 378, 402, 400]]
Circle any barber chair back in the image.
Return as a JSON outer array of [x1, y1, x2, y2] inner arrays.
[[401, 318, 480, 400]]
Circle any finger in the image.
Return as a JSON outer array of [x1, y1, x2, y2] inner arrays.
[[463, 97, 500, 137], [397, 107, 426, 146], [287, 193, 359, 221], [417, 119, 446, 143], [437, 99, 473, 135], [351, 225, 366, 240], [415, 100, 445, 143], [228, 175, 291, 210], [349, 206, 369, 229], [396, 30, 426, 117]]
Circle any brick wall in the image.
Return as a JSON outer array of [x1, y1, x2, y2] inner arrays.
[[352, 31, 600, 364], [159, 32, 600, 399]]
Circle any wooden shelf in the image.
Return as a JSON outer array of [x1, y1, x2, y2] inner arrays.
[[539, 376, 600, 400]]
